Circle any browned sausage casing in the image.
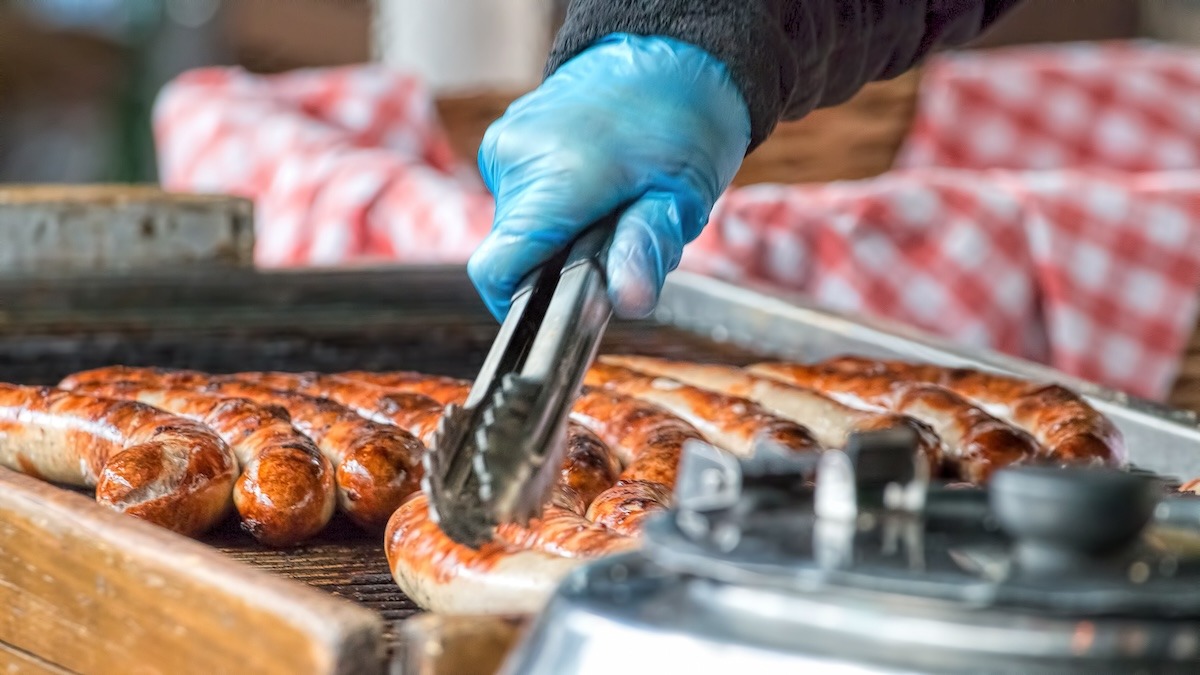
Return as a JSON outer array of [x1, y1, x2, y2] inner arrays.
[[386, 494, 593, 614], [748, 362, 1041, 483], [61, 365, 198, 391], [493, 424, 630, 557], [62, 366, 425, 531], [0, 384, 236, 536], [813, 356, 1124, 465], [67, 382, 337, 547], [584, 363, 821, 459], [334, 371, 471, 406], [386, 421, 632, 615], [229, 371, 447, 446], [571, 387, 703, 535], [599, 355, 944, 475], [550, 422, 622, 514]]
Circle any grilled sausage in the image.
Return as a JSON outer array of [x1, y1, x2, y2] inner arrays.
[[812, 356, 1124, 465], [490, 425, 631, 557], [748, 363, 1040, 483], [572, 387, 700, 486], [584, 480, 675, 536], [66, 382, 336, 547], [334, 372, 635, 560], [494, 506, 636, 559], [570, 387, 703, 535], [546, 423, 623, 515], [185, 382, 424, 531], [62, 367, 425, 531], [584, 363, 821, 459], [60, 365, 204, 390], [333, 371, 471, 406], [386, 415, 630, 612], [0, 384, 236, 536], [235, 372, 622, 512], [230, 371, 448, 445], [386, 493, 608, 614], [317, 369, 471, 446], [601, 355, 944, 473]]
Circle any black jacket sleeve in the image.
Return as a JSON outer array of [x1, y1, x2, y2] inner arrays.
[[546, 0, 1023, 149]]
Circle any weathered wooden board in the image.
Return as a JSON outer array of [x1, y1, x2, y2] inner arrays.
[[0, 468, 385, 675], [0, 642, 72, 674], [0, 185, 253, 275]]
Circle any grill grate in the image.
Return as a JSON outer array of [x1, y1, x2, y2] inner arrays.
[[0, 320, 762, 650], [207, 518, 420, 642]]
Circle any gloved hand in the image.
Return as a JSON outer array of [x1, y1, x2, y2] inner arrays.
[[468, 33, 752, 320]]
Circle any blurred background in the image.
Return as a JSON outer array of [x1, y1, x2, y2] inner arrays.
[[0, 0, 1190, 185], [8, 0, 1200, 408]]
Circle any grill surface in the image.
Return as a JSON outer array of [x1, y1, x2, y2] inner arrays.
[[0, 322, 756, 384], [0, 320, 763, 652], [207, 518, 417, 634], [2, 267, 1195, 675]]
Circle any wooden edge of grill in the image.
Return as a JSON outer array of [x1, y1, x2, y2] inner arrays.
[[0, 642, 70, 675], [0, 468, 386, 675]]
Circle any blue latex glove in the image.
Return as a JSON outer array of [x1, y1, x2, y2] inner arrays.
[[468, 33, 752, 320]]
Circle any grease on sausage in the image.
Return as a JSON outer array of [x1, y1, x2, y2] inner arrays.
[[231, 371, 447, 445], [387, 413, 632, 612], [584, 363, 820, 459], [601, 355, 943, 473], [814, 356, 1124, 465], [749, 363, 1039, 483], [334, 371, 471, 406], [553, 423, 622, 514], [63, 367, 425, 531], [68, 382, 336, 547], [486, 425, 629, 557], [386, 493, 588, 614], [0, 384, 236, 536], [571, 387, 703, 534]]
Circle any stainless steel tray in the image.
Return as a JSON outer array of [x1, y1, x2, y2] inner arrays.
[[0, 265, 1196, 480]]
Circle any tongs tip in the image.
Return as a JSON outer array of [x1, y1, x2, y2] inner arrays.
[[423, 221, 617, 549]]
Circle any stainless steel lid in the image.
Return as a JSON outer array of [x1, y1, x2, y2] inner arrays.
[[503, 431, 1200, 674]]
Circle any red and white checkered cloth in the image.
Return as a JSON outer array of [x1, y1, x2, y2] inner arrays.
[[688, 169, 1200, 399], [894, 41, 1200, 171], [153, 43, 1200, 400], [153, 66, 494, 267]]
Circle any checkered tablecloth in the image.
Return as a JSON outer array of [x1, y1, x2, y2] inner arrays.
[[153, 66, 494, 267], [687, 169, 1200, 399], [152, 42, 1200, 400], [894, 41, 1200, 172]]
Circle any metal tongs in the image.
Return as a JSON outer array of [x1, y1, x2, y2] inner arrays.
[[424, 220, 615, 547]]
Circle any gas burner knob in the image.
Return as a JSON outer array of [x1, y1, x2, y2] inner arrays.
[[990, 466, 1162, 575]]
